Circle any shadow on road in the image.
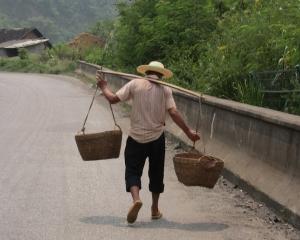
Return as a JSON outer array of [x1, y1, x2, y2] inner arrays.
[[80, 216, 229, 232]]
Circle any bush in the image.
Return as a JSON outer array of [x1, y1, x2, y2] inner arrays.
[[83, 47, 104, 65], [18, 48, 29, 60], [50, 44, 80, 60], [98, 0, 300, 115]]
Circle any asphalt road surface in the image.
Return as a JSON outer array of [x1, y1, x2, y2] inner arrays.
[[0, 72, 299, 240]]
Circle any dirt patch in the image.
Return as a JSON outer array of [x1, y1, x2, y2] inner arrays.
[[68, 32, 105, 51]]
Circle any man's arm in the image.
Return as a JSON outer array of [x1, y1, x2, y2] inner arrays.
[[168, 107, 200, 142], [96, 72, 120, 104]]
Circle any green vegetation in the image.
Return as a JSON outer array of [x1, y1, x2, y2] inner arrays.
[[0, 42, 110, 74], [0, 45, 77, 74], [88, 0, 300, 115], [235, 79, 264, 107], [0, 0, 119, 42]]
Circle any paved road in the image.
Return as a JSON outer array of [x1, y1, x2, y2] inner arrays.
[[0, 72, 299, 240]]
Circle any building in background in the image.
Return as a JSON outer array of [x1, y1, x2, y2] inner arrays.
[[0, 28, 52, 57]]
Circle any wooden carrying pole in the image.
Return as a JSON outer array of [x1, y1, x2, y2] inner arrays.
[[97, 69, 204, 100]]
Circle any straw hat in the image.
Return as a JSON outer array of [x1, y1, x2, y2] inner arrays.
[[137, 61, 173, 79]]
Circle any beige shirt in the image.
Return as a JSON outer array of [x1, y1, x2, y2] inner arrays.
[[116, 78, 176, 143]]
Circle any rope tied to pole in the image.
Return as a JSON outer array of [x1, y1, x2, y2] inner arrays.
[[80, 67, 120, 133]]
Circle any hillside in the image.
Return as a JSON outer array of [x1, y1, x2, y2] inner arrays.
[[0, 0, 118, 42]]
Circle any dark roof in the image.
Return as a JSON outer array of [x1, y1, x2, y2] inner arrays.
[[0, 28, 44, 43]]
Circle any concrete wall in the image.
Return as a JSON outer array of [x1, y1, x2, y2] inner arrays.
[[77, 61, 300, 228]]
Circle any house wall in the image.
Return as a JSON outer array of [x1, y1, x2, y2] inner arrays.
[[0, 49, 7, 57], [25, 43, 47, 54]]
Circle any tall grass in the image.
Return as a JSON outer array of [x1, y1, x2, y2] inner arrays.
[[235, 79, 265, 107]]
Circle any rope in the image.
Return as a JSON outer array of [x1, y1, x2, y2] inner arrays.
[[80, 72, 121, 133], [109, 102, 121, 131], [193, 96, 201, 148], [193, 94, 205, 154], [81, 86, 98, 133], [200, 94, 206, 154], [193, 97, 201, 148]]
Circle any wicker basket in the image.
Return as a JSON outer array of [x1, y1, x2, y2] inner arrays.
[[75, 129, 122, 161], [173, 152, 224, 188]]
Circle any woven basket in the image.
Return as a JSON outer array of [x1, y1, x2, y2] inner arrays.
[[173, 152, 224, 188], [75, 129, 122, 161]]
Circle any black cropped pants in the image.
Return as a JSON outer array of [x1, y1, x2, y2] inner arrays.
[[124, 133, 165, 193]]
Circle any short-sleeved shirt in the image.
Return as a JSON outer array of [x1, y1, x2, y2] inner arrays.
[[116, 78, 176, 143]]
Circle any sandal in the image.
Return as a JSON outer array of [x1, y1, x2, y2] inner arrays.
[[127, 200, 143, 223], [151, 211, 163, 220]]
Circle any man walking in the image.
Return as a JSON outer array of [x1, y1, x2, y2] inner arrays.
[[96, 61, 200, 223]]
